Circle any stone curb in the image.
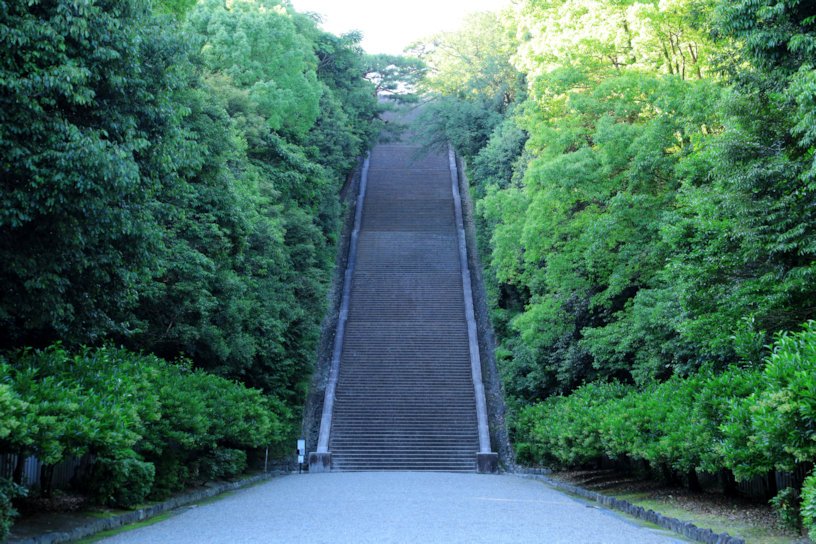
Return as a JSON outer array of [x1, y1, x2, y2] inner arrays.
[[516, 470, 746, 544], [9, 471, 289, 544]]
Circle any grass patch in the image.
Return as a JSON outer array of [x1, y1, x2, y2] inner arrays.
[[612, 490, 805, 544], [85, 510, 127, 519], [194, 491, 236, 507], [74, 512, 176, 543]]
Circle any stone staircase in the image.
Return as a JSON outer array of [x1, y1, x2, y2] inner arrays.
[[326, 142, 481, 471]]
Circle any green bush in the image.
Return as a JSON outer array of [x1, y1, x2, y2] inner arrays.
[[2, 345, 160, 469], [513, 322, 816, 497], [518, 382, 630, 468], [770, 487, 802, 532], [516, 363, 765, 484], [137, 364, 287, 497], [89, 457, 155, 509], [1, 345, 289, 501], [0, 477, 26, 541], [750, 322, 816, 471], [718, 322, 816, 482], [148, 451, 191, 499], [801, 469, 816, 542], [0, 372, 29, 462], [199, 448, 248, 480], [695, 366, 765, 474]]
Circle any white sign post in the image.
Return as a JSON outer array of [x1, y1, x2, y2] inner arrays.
[[297, 440, 306, 473]]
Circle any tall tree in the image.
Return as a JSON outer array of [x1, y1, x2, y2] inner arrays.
[[0, 0, 190, 346]]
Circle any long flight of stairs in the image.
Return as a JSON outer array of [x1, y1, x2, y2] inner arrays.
[[327, 142, 481, 472]]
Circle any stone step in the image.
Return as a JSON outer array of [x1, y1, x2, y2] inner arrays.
[[330, 435, 476, 441], [354, 232, 461, 273], [361, 200, 455, 232], [332, 412, 476, 419], [368, 148, 448, 170]]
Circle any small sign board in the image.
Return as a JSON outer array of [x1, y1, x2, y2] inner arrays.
[[298, 455, 304, 464], [297, 439, 306, 456]]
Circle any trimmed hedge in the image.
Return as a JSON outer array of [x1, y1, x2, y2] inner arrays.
[[803, 470, 816, 540], [515, 321, 816, 539], [0, 344, 292, 537]]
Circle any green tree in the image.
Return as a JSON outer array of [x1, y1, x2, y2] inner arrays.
[[188, 0, 323, 139], [0, 0, 191, 346], [412, 11, 523, 108]]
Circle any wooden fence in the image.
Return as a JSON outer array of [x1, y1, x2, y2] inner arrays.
[[0, 454, 85, 491]]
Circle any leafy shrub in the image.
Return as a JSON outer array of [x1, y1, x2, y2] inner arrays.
[[718, 322, 816, 482], [517, 363, 766, 485], [518, 382, 630, 468], [749, 322, 816, 471], [199, 448, 248, 480], [2, 345, 160, 469], [148, 450, 191, 499], [515, 321, 816, 488], [0, 371, 29, 461], [801, 469, 816, 542], [770, 487, 802, 532], [512, 441, 542, 466], [621, 368, 762, 477], [138, 364, 287, 497], [1, 345, 289, 501], [695, 366, 765, 474], [88, 457, 155, 509], [0, 477, 26, 541]]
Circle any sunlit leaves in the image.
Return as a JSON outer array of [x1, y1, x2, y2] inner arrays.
[[412, 11, 522, 108], [512, 0, 715, 82], [188, 0, 322, 138]]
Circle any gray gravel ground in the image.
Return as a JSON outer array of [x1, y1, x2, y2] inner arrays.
[[98, 472, 690, 543]]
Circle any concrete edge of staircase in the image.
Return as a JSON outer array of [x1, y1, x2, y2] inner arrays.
[[309, 153, 370, 472], [8, 471, 290, 544], [301, 155, 368, 468], [518, 470, 747, 544], [454, 153, 515, 471], [448, 144, 498, 474]]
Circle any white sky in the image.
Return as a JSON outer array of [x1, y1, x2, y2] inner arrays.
[[289, 0, 509, 55]]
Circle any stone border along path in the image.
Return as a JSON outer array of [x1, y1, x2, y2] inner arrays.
[[518, 470, 747, 544], [8, 472, 287, 544]]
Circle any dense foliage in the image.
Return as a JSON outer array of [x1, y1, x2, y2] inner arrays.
[[412, 0, 816, 533], [514, 322, 816, 508], [0, 0, 380, 419], [414, 0, 816, 396], [0, 345, 289, 505], [413, 0, 816, 417], [0, 0, 385, 392]]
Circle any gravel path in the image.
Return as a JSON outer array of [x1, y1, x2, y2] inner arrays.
[[98, 472, 688, 543]]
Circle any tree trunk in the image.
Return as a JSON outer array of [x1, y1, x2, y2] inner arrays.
[[40, 463, 55, 498], [660, 463, 679, 486], [687, 468, 702, 493], [721, 469, 738, 497], [13, 453, 25, 485], [766, 470, 779, 500]]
